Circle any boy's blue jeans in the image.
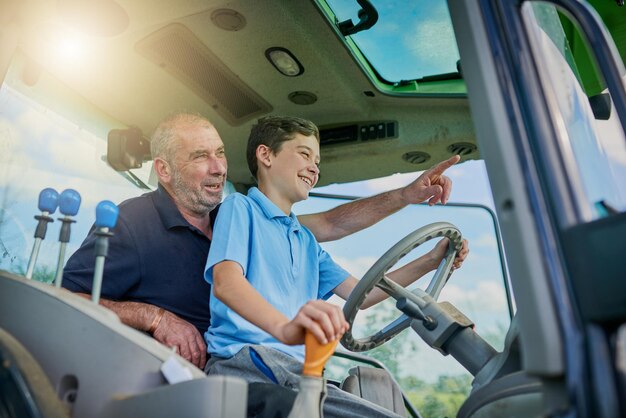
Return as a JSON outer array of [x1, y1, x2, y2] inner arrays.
[[206, 345, 403, 418]]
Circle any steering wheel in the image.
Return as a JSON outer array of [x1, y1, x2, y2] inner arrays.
[[341, 222, 463, 352]]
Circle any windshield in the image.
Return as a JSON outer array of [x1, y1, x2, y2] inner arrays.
[[0, 84, 148, 279]]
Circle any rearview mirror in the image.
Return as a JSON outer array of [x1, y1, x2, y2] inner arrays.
[[107, 127, 151, 171]]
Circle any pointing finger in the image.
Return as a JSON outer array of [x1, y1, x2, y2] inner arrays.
[[427, 155, 460, 177]]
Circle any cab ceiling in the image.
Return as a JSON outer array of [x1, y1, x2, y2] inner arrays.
[[5, 0, 475, 187]]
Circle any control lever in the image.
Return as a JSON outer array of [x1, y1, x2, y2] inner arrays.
[[53, 189, 81, 288], [287, 330, 338, 418], [397, 297, 438, 330], [91, 200, 119, 304], [26, 188, 59, 279]]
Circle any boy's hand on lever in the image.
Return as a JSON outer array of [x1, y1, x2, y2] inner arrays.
[[274, 300, 349, 346]]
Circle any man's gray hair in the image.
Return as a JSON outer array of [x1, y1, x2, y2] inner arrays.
[[150, 113, 214, 163]]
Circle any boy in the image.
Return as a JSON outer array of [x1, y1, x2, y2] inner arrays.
[[204, 116, 467, 417]]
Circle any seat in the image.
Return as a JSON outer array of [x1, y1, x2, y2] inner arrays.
[[0, 328, 68, 418], [457, 371, 543, 418], [458, 315, 547, 417], [340, 366, 406, 417]]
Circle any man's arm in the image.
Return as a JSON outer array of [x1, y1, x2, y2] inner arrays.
[[74, 293, 206, 368], [333, 238, 469, 309], [212, 261, 348, 345], [299, 155, 461, 242]]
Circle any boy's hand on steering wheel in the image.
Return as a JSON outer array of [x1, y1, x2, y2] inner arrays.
[[426, 238, 470, 271]]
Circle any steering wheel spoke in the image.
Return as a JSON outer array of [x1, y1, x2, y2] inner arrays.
[[376, 275, 412, 300], [341, 222, 462, 352], [425, 248, 456, 300], [371, 314, 411, 344]]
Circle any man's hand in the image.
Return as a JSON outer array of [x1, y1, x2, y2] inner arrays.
[[401, 155, 461, 206], [426, 237, 470, 271], [274, 300, 349, 346], [74, 295, 208, 369], [152, 311, 207, 369]]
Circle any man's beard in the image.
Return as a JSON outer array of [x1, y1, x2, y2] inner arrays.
[[171, 168, 223, 216]]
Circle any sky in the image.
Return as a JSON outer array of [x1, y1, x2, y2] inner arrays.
[[327, 0, 460, 80]]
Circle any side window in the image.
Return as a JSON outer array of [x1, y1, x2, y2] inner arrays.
[[0, 85, 148, 281], [522, 3, 626, 218], [294, 195, 510, 417]]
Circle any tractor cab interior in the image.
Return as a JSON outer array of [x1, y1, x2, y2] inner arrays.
[[1, 0, 625, 417]]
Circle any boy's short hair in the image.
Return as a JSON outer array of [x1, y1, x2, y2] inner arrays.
[[247, 116, 320, 179]]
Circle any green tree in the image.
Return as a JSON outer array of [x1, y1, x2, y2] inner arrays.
[[32, 265, 56, 284], [354, 300, 474, 418]]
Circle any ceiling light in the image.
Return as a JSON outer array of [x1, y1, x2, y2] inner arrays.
[[265, 47, 304, 77]]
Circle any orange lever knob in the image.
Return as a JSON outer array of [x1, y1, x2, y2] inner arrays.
[[302, 330, 338, 377]]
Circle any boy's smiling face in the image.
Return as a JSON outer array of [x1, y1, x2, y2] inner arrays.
[[266, 133, 320, 207]]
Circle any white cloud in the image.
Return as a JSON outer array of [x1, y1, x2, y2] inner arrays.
[[333, 255, 378, 278], [362, 172, 423, 194], [15, 107, 68, 143], [446, 163, 470, 179], [473, 233, 498, 250], [0, 117, 27, 164], [47, 133, 114, 182], [403, 7, 459, 72], [441, 281, 507, 313]]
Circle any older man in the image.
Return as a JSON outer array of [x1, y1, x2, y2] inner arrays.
[[63, 113, 468, 368]]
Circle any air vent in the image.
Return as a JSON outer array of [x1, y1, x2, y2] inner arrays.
[[211, 9, 246, 31], [447, 142, 477, 156], [136, 23, 272, 126], [402, 151, 431, 165], [288, 91, 317, 105]]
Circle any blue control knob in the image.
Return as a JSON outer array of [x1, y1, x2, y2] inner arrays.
[[58, 189, 81, 216], [95, 200, 119, 229], [38, 188, 59, 213]]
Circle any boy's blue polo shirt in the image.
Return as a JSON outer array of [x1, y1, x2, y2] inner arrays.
[[63, 185, 217, 335], [205, 187, 349, 362]]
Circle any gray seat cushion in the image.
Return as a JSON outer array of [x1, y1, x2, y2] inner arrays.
[[340, 366, 406, 417]]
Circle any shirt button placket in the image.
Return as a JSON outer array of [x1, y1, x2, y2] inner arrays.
[[288, 222, 299, 277]]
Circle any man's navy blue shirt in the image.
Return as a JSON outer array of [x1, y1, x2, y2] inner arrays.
[[63, 185, 217, 334]]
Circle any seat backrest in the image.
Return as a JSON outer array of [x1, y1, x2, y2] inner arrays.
[[340, 366, 406, 417]]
